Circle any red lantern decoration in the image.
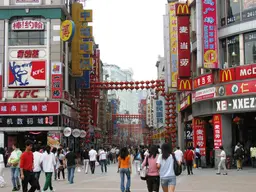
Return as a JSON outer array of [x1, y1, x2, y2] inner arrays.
[[233, 116, 240, 124]]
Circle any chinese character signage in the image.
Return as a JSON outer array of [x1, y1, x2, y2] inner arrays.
[[177, 78, 192, 91], [193, 118, 206, 156], [51, 62, 63, 99], [60, 20, 75, 42], [0, 102, 60, 115], [0, 116, 58, 127], [213, 114, 222, 149], [79, 42, 93, 54], [79, 10, 93, 22], [8, 61, 46, 87], [15, 0, 42, 5], [176, 4, 191, 78], [76, 70, 90, 89], [79, 26, 93, 38], [169, 2, 178, 88], [193, 73, 213, 89], [202, 0, 219, 69], [185, 123, 193, 148], [12, 20, 44, 31]]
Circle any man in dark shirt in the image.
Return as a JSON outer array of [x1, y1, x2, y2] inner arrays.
[[20, 140, 37, 192], [65, 148, 77, 184]]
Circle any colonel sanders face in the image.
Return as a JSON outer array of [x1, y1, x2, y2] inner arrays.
[[9, 61, 32, 86]]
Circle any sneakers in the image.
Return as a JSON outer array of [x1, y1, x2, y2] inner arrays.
[[12, 187, 18, 191], [17, 185, 21, 191]]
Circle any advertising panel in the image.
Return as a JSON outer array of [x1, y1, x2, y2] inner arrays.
[[11, 20, 44, 31], [79, 26, 93, 38], [185, 123, 193, 148], [60, 20, 75, 42], [179, 94, 191, 111], [219, 68, 236, 82], [242, 0, 256, 21], [213, 114, 222, 149], [15, 0, 42, 5], [193, 73, 213, 89], [6, 89, 46, 99], [76, 70, 90, 89], [0, 101, 60, 115], [169, 2, 178, 88], [0, 63, 2, 100], [236, 64, 256, 80], [192, 87, 216, 103], [177, 78, 192, 91], [79, 10, 93, 22], [193, 118, 206, 156], [51, 62, 63, 99], [202, 0, 219, 69]]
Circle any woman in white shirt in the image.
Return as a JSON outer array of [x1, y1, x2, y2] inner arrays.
[[0, 147, 6, 188], [216, 146, 228, 175], [99, 149, 107, 173], [41, 145, 56, 192], [33, 145, 43, 191]]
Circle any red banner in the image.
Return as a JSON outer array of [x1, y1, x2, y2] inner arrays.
[[202, 0, 218, 69], [193, 118, 206, 156], [0, 101, 60, 115], [51, 62, 63, 99], [225, 79, 256, 95], [177, 15, 191, 77], [193, 73, 213, 89], [213, 114, 222, 149], [235, 64, 256, 80]]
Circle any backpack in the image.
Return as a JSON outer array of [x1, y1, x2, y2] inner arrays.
[[172, 153, 182, 176]]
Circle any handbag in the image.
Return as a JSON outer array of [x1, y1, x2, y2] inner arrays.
[[140, 156, 149, 180]]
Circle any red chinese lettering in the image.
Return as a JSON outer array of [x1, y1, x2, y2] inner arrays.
[[31, 50, 39, 58], [25, 21, 29, 29], [29, 21, 34, 29], [62, 24, 70, 38], [21, 21, 24, 29], [24, 50, 32, 58], [38, 22, 43, 30], [16, 21, 21, 29], [17, 50, 24, 58]]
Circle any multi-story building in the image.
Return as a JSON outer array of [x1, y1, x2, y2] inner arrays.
[[165, 0, 256, 167]]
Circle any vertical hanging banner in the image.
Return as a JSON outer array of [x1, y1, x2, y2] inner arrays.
[[0, 63, 2, 100], [213, 114, 223, 149], [51, 62, 63, 99], [202, 0, 219, 69], [169, 2, 178, 88], [176, 3, 191, 78], [193, 118, 206, 156]]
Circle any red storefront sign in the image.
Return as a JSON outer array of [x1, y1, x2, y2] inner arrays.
[[176, 4, 191, 78], [193, 118, 206, 156], [177, 79, 192, 91], [12, 20, 44, 31], [236, 64, 256, 80], [193, 73, 213, 89], [225, 79, 256, 95], [17, 50, 39, 58], [13, 90, 39, 98], [213, 114, 222, 149], [0, 102, 60, 115], [219, 68, 236, 82], [51, 75, 63, 99], [202, 0, 219, 69]]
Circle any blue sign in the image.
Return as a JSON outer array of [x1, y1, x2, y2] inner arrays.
[[156, 100, 163, 124], [76, 70, 90, 89]]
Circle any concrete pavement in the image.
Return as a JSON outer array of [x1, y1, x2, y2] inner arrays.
[[1, 164, 256, 192]]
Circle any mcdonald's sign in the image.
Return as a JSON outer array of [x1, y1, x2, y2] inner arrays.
[[175, 3, 190, 16], [177, 79, 192, 91], [214, 115, 219, 122], [193, 118, 204, 125], [219, 68, 235, 82]]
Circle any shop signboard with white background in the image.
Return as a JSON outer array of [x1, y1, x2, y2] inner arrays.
[[192, 87, 216, 103], [15, 0, 42, 5], [6, 88, 47, 99]]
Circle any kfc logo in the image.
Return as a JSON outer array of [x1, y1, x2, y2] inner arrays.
[[9, 61, 46, 87]]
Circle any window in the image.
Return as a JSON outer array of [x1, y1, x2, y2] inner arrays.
[[227, 0, 241, 24], [227, 35, 240, 67], [244, 31, 256, 64], [220, 39, 228, 68], [9, 17, 46, 46], [242, 0, 256, 20], [219, 0, 226, 26]]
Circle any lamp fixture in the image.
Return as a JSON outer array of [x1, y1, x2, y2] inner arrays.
[[232, 51, 237, 56]]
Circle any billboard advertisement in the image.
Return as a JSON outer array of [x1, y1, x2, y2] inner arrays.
[[177, 78, 192, 91], [213, 114, 222, 149], [169, 2, 178, 88], [193, 118, 206, 156], [51, 62, 63, 99], [202, 0, 219, 69]]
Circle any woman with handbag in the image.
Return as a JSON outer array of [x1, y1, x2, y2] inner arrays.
[[57, 148, 66, 180], [141, 145, 160, 192]]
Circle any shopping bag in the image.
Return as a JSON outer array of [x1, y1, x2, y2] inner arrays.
[[77, 167, 81, 173], [140, 167, 147, 181]]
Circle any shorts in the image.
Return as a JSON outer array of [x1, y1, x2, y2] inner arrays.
[[161, 176, 176, 187]]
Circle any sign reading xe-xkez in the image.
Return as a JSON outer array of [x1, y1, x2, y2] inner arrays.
[[216, 97, 256, 112], [176, 3, 192, 91]]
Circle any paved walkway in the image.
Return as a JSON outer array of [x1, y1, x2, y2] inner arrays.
[[1, 164, 256, 191]]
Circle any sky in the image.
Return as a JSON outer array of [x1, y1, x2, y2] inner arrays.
[[84, 0, 167, 81]]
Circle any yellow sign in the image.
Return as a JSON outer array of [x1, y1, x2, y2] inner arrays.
[[204, 50, 217, 68], [176, 4, 190, 15], [79, 41, 93, 54], [60, 20, 75, 42], [240, 83, 249, 93], [169, 2, 178, 88], [79, 10, 93, 22]]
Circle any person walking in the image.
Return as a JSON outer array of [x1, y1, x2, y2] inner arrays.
[[41, 145, 56, 192], [141, 145, 160, 192], [235, 143, 244, 171], [65, 148, 77, 184], [4, 147, 8, 167], [156, 143, 181, 192], [118, 147, 132, 192], [20, 140, 37, 192], [99, 148, 107, 173], [82, 148, 89, 174], [57, 148, 66, 180], [195, 145, 201, 168], [89, 146, 97, 174], [133, 148, 141, 174], [0, 147, 6, 188], [8, 143, 22, 191], [250, 144, 256, 168], [184, 147, 194, 175], [33, 145, 43, 192], [216, 146, 228, 175]]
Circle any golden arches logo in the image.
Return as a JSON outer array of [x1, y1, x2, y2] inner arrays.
[[193, 119, 204, 125], [221, 70, 232, 81], [176, 4, 190, 15], [214, 115, 219, 122], [179, 80, 191, 90]]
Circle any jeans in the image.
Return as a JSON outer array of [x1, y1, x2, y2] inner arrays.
[[67, 166, 75, 184], [217, 159, 227, 174], [90, 161, 96, 174], [43, 172, 53, 191], [251, 157, 256, 168], [195, 157, 201, 168], [100, 160, 107, 173], [186, 160, 193, 175], [120, 168, 131, 192], [21, 170, 37, 192], [134, 160, 141, 173], [33, 171, 41, 190], [146, 176, 160, 192], [11, 167, 20, 188], [58, 167, 65, 179], [83, 159, 89, 173]]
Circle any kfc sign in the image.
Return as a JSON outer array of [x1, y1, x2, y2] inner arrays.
[[193, 73, 213, 89], [177, 79, 192, 91], [8, 61, 46, 87], [12, 20, 44, 31], [13, 90, 39, 98], [176, 3, 191, 78]]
